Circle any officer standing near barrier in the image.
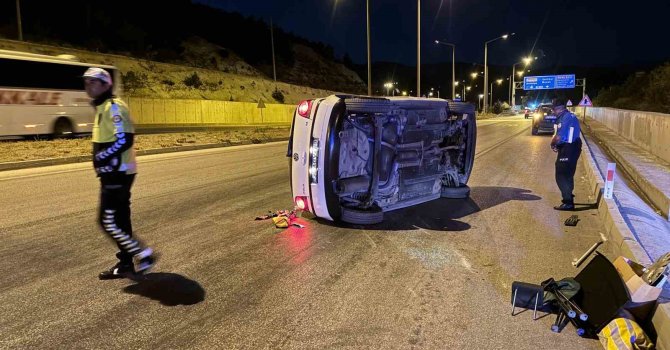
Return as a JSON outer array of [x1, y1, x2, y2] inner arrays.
[[550, 96, 582, 211], [83, 67, 156, 279]]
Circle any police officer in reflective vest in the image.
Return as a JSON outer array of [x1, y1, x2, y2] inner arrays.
[[550, 96, 582, 211], [83, 67, 156, 279]]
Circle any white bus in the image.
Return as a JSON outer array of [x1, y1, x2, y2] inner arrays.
[[0, 49, 121, 138]]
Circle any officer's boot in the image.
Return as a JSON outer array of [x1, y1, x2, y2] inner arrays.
[[99, 252, 134, 280], [132, 247, 157, 275]]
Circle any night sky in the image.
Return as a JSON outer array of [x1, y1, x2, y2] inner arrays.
[[198, 0, 670, 68]]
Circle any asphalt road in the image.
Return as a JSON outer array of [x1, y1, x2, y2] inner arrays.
[[0, 114, 606, 349]]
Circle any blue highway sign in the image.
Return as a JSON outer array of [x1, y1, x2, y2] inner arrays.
[[523, 74, 575, 90]]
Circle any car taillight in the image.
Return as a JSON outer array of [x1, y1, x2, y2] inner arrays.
[[295, 196, 309, 211], [297, 100, 312, 118]]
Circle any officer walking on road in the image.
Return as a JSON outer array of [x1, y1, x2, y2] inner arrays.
[[550, 96, 582, 211], [83, 67, 156, 279]]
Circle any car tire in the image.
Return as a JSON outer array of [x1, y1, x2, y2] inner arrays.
[[340, 204, 384, 225], [441, 185, 470, 199], [345, 98, 391, 114], [531, 127, 539, 135]]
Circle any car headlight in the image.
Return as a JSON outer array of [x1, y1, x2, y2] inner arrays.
[[309, 138, 319, 183]]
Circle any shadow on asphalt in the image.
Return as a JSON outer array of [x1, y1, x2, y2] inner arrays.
[[123, 272, 205, 306], [318, 186, 542, 232]]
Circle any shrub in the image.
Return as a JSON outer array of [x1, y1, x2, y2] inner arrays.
[[121, 71, 148, 91], [272, 89, 285, 103], [183, 72, 203, 88]]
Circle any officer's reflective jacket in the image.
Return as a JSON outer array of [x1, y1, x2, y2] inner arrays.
[[91, 96, 137, 176], [554, 110, 581, 145]]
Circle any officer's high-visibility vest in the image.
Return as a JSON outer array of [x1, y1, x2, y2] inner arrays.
[[92, 98, 137, 174]]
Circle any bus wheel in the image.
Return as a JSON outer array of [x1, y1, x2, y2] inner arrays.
[[53, 118, 73, 139]]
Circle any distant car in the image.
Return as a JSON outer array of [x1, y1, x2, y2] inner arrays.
[[287, 95, 477, 225], [531, 104, 558, 135]]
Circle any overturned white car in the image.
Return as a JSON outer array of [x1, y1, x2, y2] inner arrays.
[[287, 95, 476, 225]]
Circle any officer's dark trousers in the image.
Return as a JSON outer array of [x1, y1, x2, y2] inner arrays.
[[98, 174, 141, 264], [555, 139, 582, 204]]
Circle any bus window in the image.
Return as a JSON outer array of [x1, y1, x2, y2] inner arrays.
[[0, 58, 89, 90]]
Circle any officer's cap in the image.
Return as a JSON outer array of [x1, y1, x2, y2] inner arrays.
[[83, 67, 112, 85], [551, 96, 567, 108]]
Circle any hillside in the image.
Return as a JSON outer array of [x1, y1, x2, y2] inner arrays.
[[0, 0, 366, 97], [0, 38, 347, 105]]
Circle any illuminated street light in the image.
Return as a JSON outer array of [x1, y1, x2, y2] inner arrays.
[[511, 55, 536, 107], [490, 79, 504, 107], [483, 32, 514, 113], [384, 82, 393, 96]]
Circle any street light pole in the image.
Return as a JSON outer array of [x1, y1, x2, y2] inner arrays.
[[488, 82, 496, 107], [417, 0, 421, 97], [16, 0, 23, 41], [367, 0, 372, 96], [510, 63, 518, 107], [484, 42, 488, 112], [435, 40, 456, 100], [483, 33, 512, 114], [511, 56, 533, 108]]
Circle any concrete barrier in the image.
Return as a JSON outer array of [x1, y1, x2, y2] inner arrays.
[[580, 136, 669, 348], [126, 98, 295, 126], [574, 107, 670, 165]]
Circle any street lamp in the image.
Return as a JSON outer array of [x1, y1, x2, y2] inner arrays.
[[511, 56, 533, 107], [483, 33, 514, 114], [384, 82, 393, 96], [490, 78, 503, 107], [434, 40, 456, 99]]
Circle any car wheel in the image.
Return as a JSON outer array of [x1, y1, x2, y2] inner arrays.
[[532, 127, 539, 135], [441, 185, 470, 199], [340, 204, 384, 225]]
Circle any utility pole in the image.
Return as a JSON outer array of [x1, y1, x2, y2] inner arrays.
[[16, 0, 23, 41], [367, 0, 372, 96], [417, 0, 421, 97], [270, 19, 277, 84], [451, 46, 455, 99]]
